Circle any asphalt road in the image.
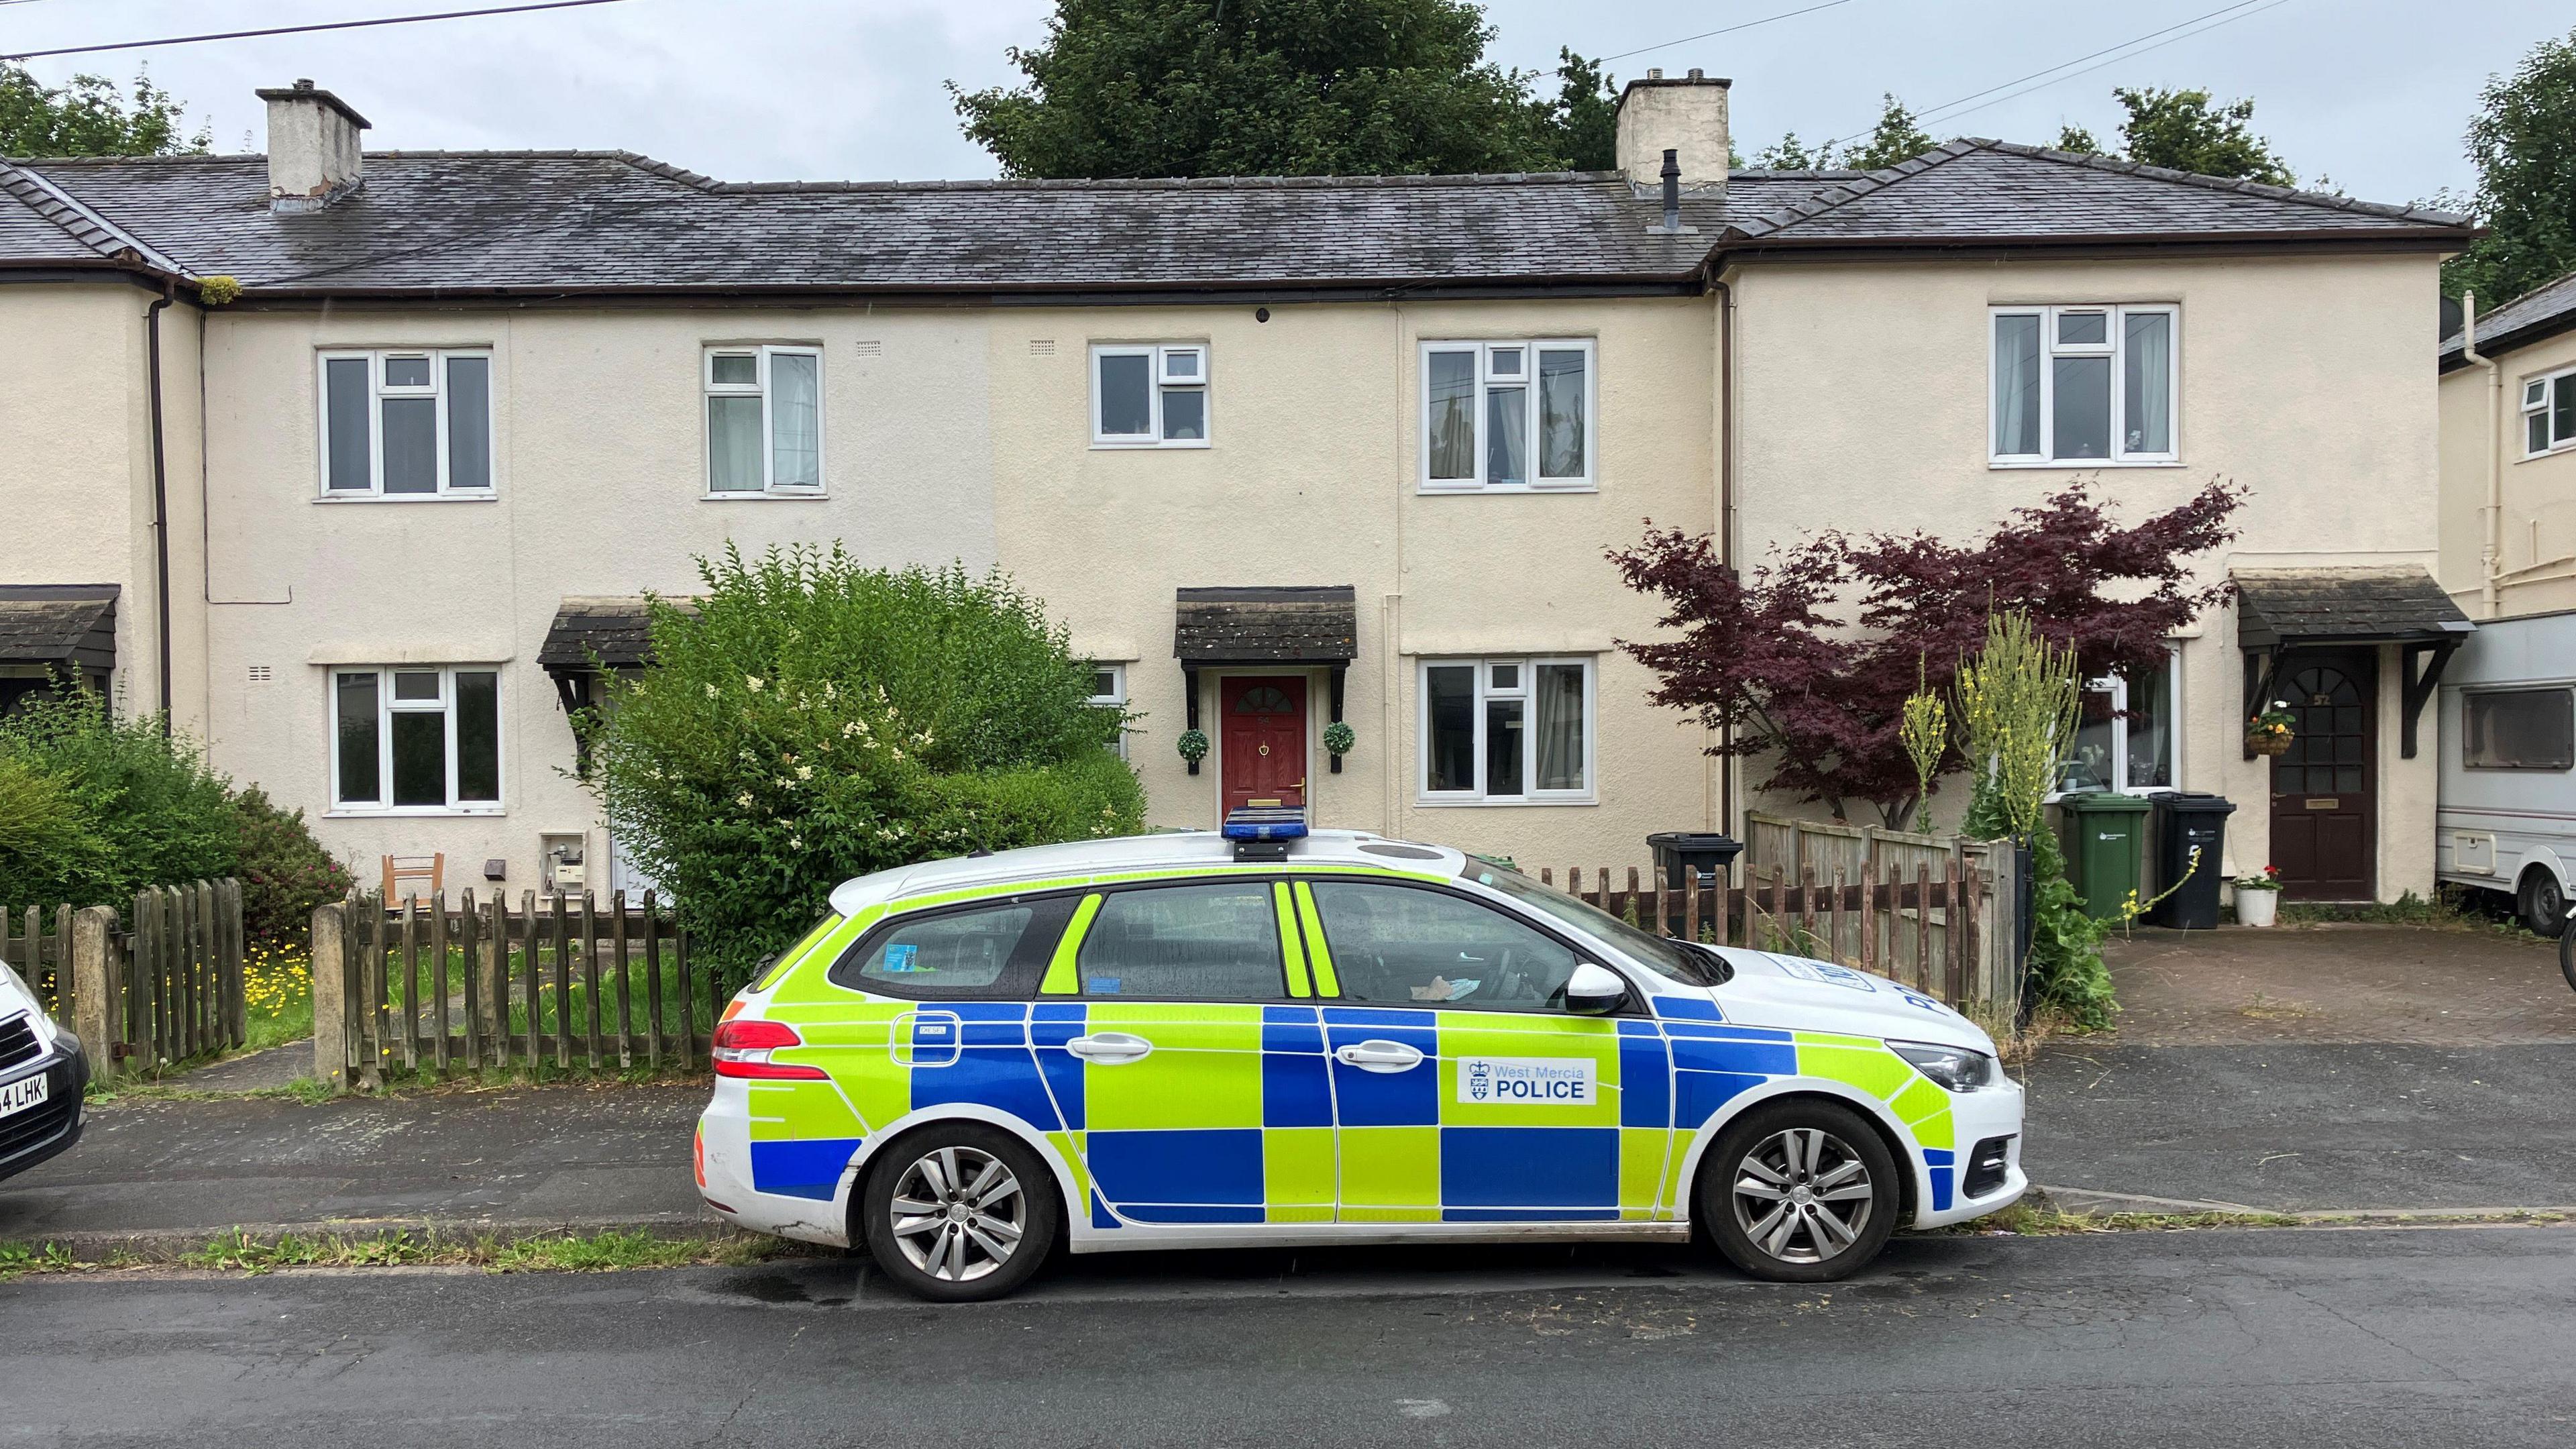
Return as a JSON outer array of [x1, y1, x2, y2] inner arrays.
[[2023, 1040, 2576, 1211], [7, 1225, 2573, 1448]]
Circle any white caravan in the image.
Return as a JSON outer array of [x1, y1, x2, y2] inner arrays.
[[2436, 608, 2576, 934]]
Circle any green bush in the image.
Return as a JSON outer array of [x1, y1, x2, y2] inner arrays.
[[0, 753, 107, 905], [0, 692, 238, 904], [233, 786, 351, 945], [588, 545, 1144, 981]]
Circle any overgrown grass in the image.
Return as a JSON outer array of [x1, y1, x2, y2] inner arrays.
[[1, 1226, 805, 1280]]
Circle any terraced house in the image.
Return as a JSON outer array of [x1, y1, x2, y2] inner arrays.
[[0, 72, 2476, 903]]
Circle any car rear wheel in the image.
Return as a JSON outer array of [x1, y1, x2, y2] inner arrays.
[[1700, 1099, 1901, 1283], [2518, 869, 2567, 938], [860, 1125, 1057, 1303]]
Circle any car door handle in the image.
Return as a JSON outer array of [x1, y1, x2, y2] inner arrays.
[[1066, 1032, 1152, 1063], [1335, 1040, 1425, 1072]]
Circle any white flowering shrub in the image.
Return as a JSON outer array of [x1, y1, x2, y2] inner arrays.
[[587, 545, 1142, 982]]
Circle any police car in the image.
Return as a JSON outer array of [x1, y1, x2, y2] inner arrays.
[[695, 824, 2025, 1301]]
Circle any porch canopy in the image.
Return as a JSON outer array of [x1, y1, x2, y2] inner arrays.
[[1173, 585, 1358, 772], [537, 596, 698, 768], [0, 584, 117, 706], [2233, 567, 2474, 758]]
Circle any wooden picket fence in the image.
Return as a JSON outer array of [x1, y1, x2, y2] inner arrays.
[[314, 890, 710, 1087], [1538, 845, 2014, 1013], [2, 880, 246, 1075]]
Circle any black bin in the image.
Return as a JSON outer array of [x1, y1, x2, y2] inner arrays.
[[2148, 792, 2236, 930], [1646, 831, 1745, 935]]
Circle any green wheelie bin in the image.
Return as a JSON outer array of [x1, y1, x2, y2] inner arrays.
[[2059, 792, 2153, 921]]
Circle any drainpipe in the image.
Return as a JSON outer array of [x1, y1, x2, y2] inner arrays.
[[2461, 291, 2502, 619], [1714, 272, 1736, 837], [146, 284, 174, 734]]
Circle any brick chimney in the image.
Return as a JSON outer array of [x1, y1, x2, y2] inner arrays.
[[1615, 68, 1730, 196], [256, 79, 369, 212]]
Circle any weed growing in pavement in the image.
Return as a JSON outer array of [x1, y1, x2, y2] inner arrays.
[[3, 1227, 811, 1278], [2276, 886, 2554, 942], [1962, 1204, 2305, 1234]]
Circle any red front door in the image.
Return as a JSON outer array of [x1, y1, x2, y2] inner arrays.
[[1221, 676, 1307, 815]]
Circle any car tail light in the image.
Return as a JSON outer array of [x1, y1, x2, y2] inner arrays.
[[712, 1018, 826, 1079]]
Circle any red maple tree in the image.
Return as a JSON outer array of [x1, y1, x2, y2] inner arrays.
[[1608, 480, 2245, 827]]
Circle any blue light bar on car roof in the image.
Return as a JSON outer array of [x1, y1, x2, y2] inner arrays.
[[1224, 807, 1306, 860], [1222, 807, 1307, 841]]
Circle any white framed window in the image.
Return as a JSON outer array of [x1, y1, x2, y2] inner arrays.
[[704, 344, 823, 494], [1418, 657, 1594, 802], [2522, 367, 2576, 458], [1091, 343, 1209, 446], [1421, 339, 1594, 490], [1990, 305, 2178, 466], [331, 666, 503, 814], [2055, 650, 2181, 796], [1086, 662, 1130, 759], [318, 349, 494, 496]]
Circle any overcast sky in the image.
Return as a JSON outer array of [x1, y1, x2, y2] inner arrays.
[[5, 1, 2567, 205]]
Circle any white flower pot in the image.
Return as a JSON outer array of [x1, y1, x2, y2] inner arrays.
[[2235, 889, 2279, 928]]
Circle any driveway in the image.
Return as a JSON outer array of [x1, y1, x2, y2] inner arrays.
[[2023, 924, 2576, 1213]]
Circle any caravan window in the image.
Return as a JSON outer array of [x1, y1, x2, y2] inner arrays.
[[2463, 688, 2575, 771]]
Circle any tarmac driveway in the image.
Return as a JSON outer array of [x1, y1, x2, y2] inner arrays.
[[2023, 925, 2576, 1213]]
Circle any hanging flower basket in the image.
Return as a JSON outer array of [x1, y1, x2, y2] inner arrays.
[[1322, 720, 1355, 757], [2247, 703, 2296, 756], [1176, 729, 1210, 763]]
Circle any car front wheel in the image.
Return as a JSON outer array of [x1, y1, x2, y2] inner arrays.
[[859, 1126, 1058, 1303], [1701, 1099, 1902, 1283]]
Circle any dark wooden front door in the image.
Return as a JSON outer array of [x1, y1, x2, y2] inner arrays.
[[2268, 651, 2377, 902], [1221, 676, 1307, 815]]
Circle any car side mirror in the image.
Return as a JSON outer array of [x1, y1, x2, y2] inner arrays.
[[1565, 962, 1627, 1016]]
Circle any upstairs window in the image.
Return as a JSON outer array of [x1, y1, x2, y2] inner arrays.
[[1092, 343, 1209, 446], [1990, 306, 2177, 465], [1422, 340, 1593, 490], [319, 350, 493, 496], [705, 345, 822, 494], [2523, 368, 2576, 457], [331, 666, 502, 813]]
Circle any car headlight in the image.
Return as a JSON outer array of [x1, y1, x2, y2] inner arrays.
[[1891, 1040, 1998, 1092], [0, 961, 52, 1048]]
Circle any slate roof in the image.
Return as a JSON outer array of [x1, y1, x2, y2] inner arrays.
[[0, 585, 119, 669], [0, 138, 2469, 300], [1174, 586, 1359, 663], [2440, 268, 2576, 369], [2232, 568, 2474, 649], [536, 596, 694, 672]]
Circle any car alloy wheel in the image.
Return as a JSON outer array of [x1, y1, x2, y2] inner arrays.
[[1729, 1126, 1877, 1265], [886, 1144, 1026, 1283]]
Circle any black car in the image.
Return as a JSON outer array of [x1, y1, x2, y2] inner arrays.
[[0, 961, 85, 1184]]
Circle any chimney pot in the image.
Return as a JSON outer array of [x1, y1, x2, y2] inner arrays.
[[1615, 70, 1731, 197], [256, 80, 370, 213], [1686, 68, 1704, 80]]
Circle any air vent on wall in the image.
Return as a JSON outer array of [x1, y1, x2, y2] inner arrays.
[[853, 339, 883, 357], [247, 664, 273, 684], [1029, 339, 1056, 356]]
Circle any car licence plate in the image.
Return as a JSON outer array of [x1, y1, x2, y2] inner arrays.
[[0, 1071, 48, 1120]]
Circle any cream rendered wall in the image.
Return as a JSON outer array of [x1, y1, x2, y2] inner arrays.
[[0, 282, 205, 729], [986, 297, 1723, 870], [1729, 253, 2445, 901], [2439, 327, 2576, 618], [196, 305, 996, 890]]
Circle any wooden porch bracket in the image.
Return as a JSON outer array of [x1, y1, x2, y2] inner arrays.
[[2398, 637, 2460, 759]]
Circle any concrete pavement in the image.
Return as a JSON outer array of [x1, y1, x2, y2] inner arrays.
[[0, 1081, 710, 1253], [6, 1224, 2573, 1447]]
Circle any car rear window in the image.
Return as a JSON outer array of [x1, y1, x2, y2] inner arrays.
[[828, 896, 1075, 999]]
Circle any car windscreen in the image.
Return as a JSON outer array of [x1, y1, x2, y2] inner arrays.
[[1458, 861, 1718, 986]]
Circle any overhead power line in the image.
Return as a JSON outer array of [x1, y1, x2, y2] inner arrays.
[[1, 0, 646, 62], [1827, 0, 2296, 146], [1596, 0, 1854, 66]]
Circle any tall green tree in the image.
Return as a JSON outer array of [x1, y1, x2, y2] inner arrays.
[[1543, 48, 1618, 170], [951, 0, 1566, 178], [2442, 25, 2576, 306], [1841, 93, 1936, 170], [2110, 86, 2294, 184], [0, 64, 207, 156]]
